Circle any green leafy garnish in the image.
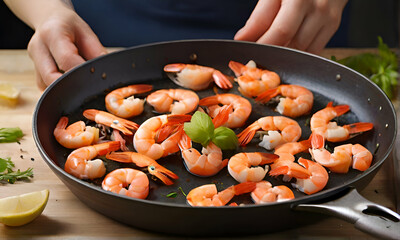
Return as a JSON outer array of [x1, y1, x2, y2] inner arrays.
[[179, 186, 187, 197], [0, 127, 23, 143], [184, 111, 238, 150], [332, 37, 398, 99], [212, 127, 238, 150], [0, 157, 33, 184]]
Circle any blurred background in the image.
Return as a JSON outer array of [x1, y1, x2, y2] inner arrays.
[[0, 0, 399, 49]]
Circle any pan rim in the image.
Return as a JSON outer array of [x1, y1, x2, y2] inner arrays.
[[32, 39, 398, 209]]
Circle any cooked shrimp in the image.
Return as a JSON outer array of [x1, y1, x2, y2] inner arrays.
[[256, 84, 314, 118], [237, 116, 302, 150], [106, 151, 179, 185], [186, 182, 256, 207], [105, 84, 153, 118], [54, 116, 99, 149], [269, 139, 313, 181], [310, 133, 372, 173], [164, 63, 233, 90], [102, 168, 149, 199], [251, 181, 294, 204], [228, 152, 279, 183], [229, 60, 280, 97], [146, 89, 199, 114], [179, 133, 228, 177], [199, 93, 252, 128], [292, 158, 329, 195], [310, 102, 373, 142], [134, 114, 191, 160], [64, 141, 120, 179], [83, 109, 139, 135]]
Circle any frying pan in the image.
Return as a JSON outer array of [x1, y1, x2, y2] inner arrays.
[[32, 40, 399, 238]]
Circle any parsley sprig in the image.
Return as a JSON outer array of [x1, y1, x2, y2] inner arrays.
[[332, 37, 398, 99], [0, 157, 33, 184]]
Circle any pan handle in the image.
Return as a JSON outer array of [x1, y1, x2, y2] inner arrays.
[[294, 188, 400, 239]]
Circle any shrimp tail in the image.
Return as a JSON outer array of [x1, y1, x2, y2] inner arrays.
[[83, 109, 139, 135], [228, 61, 246, 77], [269, 165, 311, 179], [255, 87, 280, 103], [55, 116, 69, 130], [324, 101, 350, 116], [259, 152, 280, 164], [212, 70, 233, 89], [130, 84, 153, 93], [166, 114, 192, 125], [163, 63, 186, 72], [345, 122, 374, 135], [178, 132, 192, 151], [212, 104, 233, 128], [233, 182, 257, 195], [199, 95, 220, 106], [95, 141, 121, 156], [106, 151, 135, 163], [311, 132, 325, 149], [237, 122, 260, 146]]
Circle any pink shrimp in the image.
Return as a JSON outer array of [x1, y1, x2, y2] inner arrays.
[[54, 116, 99, 149], [105, 151, 178, 185], [199, 93, 252, 128], [133, 114, 191, 160], [255, 84, 314, 118], [83, 109, 139, 135], [146, 89, 199, 114], [292, 158, 329, 195], [310, 102, 373, 142], [105, 84, 153, 118], [227, 152, 279, 183], [229, 60, 280, 97], [164, 63, 233, 90], [186, 182, 256, 207], [251, 181, 294, 204], [237, 116, 302, 150], [102, 168, 149, 199], [310, 133, 373, 173], [64, 141, 120, 179], [269, 139, 313, 181]]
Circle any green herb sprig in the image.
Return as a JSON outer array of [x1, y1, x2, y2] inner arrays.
[[332, 37, 398, 99], [184, 111, 238, 150], [0, 127, 24, 143], [0, 157, 33, 184]]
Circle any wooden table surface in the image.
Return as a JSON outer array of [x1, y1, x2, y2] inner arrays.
[[0, 48, 398, 239]]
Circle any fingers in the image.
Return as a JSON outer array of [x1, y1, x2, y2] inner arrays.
[[234, 0, 281, 42], [256, 0, 309, 46], [75, 22, 107, 60], [236, 0, 348, 54], [28, 33, 63, 89]]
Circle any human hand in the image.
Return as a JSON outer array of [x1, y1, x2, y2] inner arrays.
[[27, 8, 106, 90], [234, 0, 348, 54]]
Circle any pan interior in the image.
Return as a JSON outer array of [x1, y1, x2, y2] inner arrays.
[[34, 40, 396, 206]]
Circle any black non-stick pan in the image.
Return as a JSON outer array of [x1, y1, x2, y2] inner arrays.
[[32, 40, 399, 238]]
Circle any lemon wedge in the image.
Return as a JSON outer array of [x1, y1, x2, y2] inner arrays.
[[0, 83, 20, 107], [0, 189, 49, 226]]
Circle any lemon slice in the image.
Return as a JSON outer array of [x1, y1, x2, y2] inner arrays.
[[0, 83, 20, 107], [0, 189, 49, 226]]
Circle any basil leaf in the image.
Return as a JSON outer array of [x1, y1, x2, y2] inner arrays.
[[212, 127, 238, 150], [184, 111, 214, 147]]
